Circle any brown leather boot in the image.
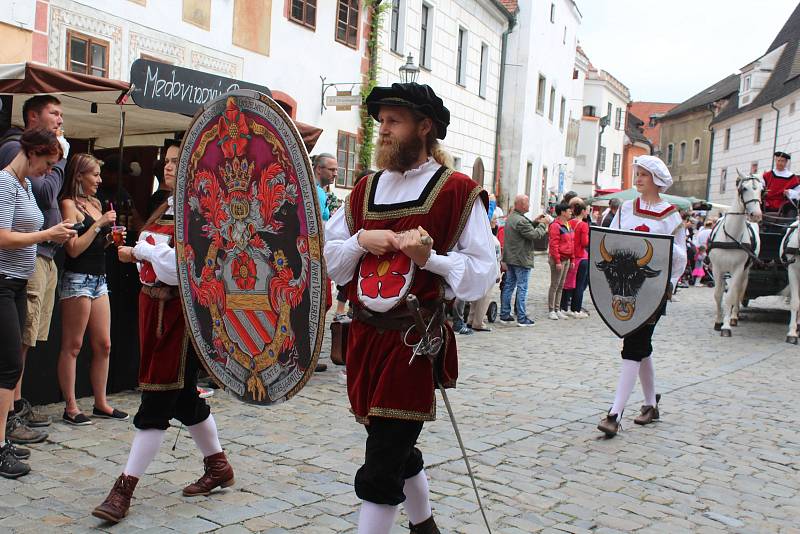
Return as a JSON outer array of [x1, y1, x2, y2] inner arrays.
[[597, 413, 621, 437], [92, 473, 139, 523], [183, 451, 235, 496], [634, 394, 661, 425], [409, 515, 441, 534]]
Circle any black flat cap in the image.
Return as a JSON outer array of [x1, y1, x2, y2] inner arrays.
[[775, 151, 791, 159], [366, 83, 450, 139]]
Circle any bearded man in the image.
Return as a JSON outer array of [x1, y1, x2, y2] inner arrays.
[[323, 83, 496, 533]]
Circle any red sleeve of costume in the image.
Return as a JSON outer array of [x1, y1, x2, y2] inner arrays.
[[548, 222, 561, 263]]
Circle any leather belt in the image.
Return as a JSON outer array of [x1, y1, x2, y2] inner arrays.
[[354, 302, 442, 332], [141, 285, 178, 301]]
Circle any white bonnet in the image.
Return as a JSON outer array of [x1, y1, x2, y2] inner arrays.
[[633, 155, 673, 192]]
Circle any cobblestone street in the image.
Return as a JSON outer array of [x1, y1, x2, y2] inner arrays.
[[1, 266, 798, 533]]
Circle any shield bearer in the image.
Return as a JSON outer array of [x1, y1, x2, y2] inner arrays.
[[597, 155, 687, 437], [323, 83, 496, 533]]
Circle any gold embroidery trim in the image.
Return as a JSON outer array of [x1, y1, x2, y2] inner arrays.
[[632, 202, 677, 221], [226, 294, 273, 311], [446, 185, 484, 251], [354, 402, 437, 425], [345, 194, 355, 235], [139, 334, 188, 391], [363, 168, 453, 220]]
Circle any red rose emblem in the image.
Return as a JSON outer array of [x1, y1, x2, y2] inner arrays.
[[231, 251, 257, 290], [217, 98, 251, 158], [359, 252, 412, 299], [634, 224, 651, 232]]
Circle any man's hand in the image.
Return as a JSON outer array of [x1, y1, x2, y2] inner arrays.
[[398, 226, 433, 267], [357, 229, 400, 256], [118, 246, 136, 263]]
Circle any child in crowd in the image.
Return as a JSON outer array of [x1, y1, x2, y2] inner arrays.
[[693, 245, 707, 286]]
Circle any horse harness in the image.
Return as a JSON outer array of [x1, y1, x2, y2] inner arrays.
[[708, 175, 763, 265]]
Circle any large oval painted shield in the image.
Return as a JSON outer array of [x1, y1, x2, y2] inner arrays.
[[175, 90, 325, 405], [588, 226, 673, 338]]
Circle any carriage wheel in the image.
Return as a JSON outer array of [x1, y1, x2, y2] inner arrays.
[[487, 302, 498, 323]]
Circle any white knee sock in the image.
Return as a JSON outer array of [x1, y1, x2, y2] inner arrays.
[[187, 414, 223, 458], [402, 470, 432, 525], [610, 360, 641, 417], [123, 429, 166, 478], [639, 357, 657, 407], [357, 501, 397, 534]]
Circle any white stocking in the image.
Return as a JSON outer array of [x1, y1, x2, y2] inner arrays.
[[357, 501, 397, 534], [402, 470, 432, 525], [639, 357, 657, 407], [187, 414, 223, 458], [610, 360, 641, 416], [123, 429, 166, 478]]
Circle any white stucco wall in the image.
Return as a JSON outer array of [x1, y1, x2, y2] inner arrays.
[[498, 0, 581, 214], [376, 0, 510, 192]]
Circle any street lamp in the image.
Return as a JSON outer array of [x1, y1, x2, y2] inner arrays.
[[398, 54, 420, 83], [593, 113, 610, 193]]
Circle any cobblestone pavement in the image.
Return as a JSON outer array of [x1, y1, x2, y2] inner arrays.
[[1, 266, 799, 533]]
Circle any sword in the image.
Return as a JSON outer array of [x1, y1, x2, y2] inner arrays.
[[405, 295, 493, 534]]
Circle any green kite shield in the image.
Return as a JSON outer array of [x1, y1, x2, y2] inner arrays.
[[175, 90, 325, 405]]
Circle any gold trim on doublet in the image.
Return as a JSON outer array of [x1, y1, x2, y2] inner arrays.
[[138, 334, 188, 391], [363, 168, 454, 220]]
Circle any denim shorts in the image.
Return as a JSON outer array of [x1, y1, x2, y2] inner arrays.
[[60, 271, 108, 300]]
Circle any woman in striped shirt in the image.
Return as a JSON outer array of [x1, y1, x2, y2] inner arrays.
[[0, 128, 75, 478]]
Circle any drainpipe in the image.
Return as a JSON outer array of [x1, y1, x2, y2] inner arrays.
[[493, 13, 516, 204], [705, 127, 714, 201], [770, 101, 781, 168]]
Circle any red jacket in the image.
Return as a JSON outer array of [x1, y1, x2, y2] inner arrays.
[[572, 219, 590, 261], [548, 219, 574, 263], [763, 170, 800, 211]]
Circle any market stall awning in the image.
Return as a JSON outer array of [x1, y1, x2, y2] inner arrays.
[[0, 62, 322, 151], [592, 188, 696, 210]]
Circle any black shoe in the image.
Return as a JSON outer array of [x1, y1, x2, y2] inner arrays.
[[8, 443, 30, 460], [315, 363, 328, 372], [0, 443, 31, 479], [499, 316, 515, 323], [92, 407, 130, 421], [62, 411, 92, 426]]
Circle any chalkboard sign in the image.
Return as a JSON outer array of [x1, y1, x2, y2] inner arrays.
[[129, 59, 271, 116]]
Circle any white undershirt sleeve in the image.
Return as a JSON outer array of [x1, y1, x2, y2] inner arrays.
[[323, 206, 366, 285], [134, 240, 179, 286]]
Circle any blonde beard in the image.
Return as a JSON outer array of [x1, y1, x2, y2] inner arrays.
[[375, 134, 425, 172]]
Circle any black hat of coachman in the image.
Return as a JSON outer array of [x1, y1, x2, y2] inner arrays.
[[775, 151, 791, 160], [365, 82, 451, 139]]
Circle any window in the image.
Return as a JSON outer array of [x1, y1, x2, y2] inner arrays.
[[67, 31, 109, 77], [479, 43, 489, 98], [582, 104, 595, 117], [615, 108, 623, 130], [791, 102, 797, 115], [754, 117, 762, 143], [679, 141, 687, 164], [419, 3, 432, 69], [335, 0, 359, 48], [598, 146, 606, 172], [612, 153, 621, 177], [724, 128, 731, 150], [548, 87, 556, 121], [744, 75, 751, 91], [390, 0, 403, 53], [456, 28, 468, 86], [573, 68, 578, 80], [550, 2, 555, 23], [524, 163, 533, 196], [720, 168, 727, 193], [559, 97, 566, 130], [336, 131, 358, 188], [290, 0, 316, 29], [667, 143, 674, 165], [563, 26, 567, 44], [536, 75, 546, 114], [607, 102, 613, 120], [453, 157, 462, 171], [692, 138, 701, 163]]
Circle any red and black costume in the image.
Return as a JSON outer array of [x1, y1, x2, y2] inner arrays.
[[762, 169, 799, 212]]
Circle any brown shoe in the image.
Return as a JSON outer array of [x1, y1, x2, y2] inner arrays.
[[183, 451, 235, 496], [92, 473, 139, 523], [597, 413, 620, 437], [409, 515, 441, 534], [634, 394, 661, 425], [6, 415, 47, 444]]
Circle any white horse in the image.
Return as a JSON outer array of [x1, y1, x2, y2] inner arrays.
[[779, 194, 800, 343], [708, 171, 764, 337]]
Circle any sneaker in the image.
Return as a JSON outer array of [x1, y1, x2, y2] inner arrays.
[[548, 311, 559, 320], [62, 411, 92, 426], [573, 311, 589, 319], [597, 413, 621, 437], [8, 443, 30, 460], [197, 386, 215, 399], [457, 325, 474, 335], [557, 310, 569, 319], [499, 316, 515, 323], [92, 407, 130, 421], [15, 398, 51, 427], [517, 318, 535, 327], [6, 415, 48, 443], [0, 443, 30, 479]]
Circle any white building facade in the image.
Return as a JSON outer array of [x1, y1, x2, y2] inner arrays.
[[573, 65, 630, 197], [2, 0, 368, 190], [375, 0, 513, 192], [498, 0, 581, 214]]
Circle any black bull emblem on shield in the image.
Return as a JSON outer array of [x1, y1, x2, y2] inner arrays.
[[595, 236, 660, 321]]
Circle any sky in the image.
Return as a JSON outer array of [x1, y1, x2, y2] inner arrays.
[[576, 0, 800, 103]]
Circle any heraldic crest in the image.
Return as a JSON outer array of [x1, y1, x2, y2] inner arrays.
[[175, 90, 325, 405]]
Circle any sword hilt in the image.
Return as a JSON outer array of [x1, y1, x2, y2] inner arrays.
[[406, 295, 430, 343]]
